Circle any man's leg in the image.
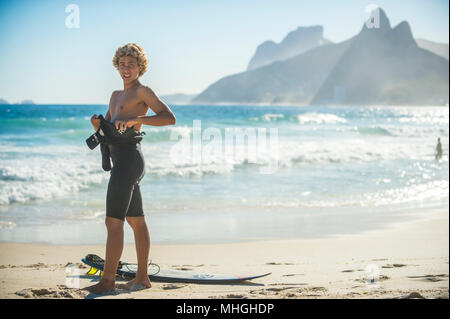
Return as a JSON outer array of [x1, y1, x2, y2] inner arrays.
[[84, 217, 124, 293], [120, 216, 152, 289]]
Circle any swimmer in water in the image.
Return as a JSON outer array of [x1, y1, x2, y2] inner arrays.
[[435, 138, 443, 161]]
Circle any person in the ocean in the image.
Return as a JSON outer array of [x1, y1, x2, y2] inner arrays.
[[435, 137, 443, 161], [84, 43, 176, 294]]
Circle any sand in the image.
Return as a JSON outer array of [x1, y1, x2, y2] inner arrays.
[[0, 209, 448, 299]]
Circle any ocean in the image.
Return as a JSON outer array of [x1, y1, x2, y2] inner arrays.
[[0, 104, 448, 244]]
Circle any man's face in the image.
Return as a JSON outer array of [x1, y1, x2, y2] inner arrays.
[[118, 56, 140, 82]]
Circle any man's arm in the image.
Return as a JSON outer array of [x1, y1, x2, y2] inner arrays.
[[135, 86, 176, 126], [91, 91, 117, 131], [105, 109, 111, 122], [105, 91, 119, 122]]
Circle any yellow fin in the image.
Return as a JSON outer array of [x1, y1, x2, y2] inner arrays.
[[87, 267, 99, 276]]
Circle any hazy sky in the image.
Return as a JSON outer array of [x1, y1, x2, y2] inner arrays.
[[0, 0, 448, 104]]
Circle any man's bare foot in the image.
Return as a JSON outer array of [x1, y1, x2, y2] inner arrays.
[[117, 277, 152, 291], [83, 278, 116, 294]]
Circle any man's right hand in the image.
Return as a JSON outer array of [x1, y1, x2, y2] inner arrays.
[[91, 114, 101, 131]]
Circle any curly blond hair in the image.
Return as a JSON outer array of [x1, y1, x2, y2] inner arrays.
[[112, 43, 149, 77]]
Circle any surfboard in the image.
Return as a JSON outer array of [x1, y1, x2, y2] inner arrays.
[[81, 254, 271, 284]]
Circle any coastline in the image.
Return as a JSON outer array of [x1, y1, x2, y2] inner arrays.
[[1, 202, 446, 246], [0, 208, 448, 299]]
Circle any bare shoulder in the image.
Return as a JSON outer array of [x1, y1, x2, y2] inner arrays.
[[108, 90, 121, 105], [137, 85, 159, 100], [111, 90, 121, 99], [137, 85, 170, 114]]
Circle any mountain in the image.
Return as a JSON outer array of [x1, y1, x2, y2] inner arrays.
[[160, 93, 198, 105], [0, 98, 36, 105], [416, 38, 449, 60], [192, 39, 352, 105], [247, 25, 332, 71], [311, 9, 449, 106], [19, 99, 35, 105], [193, 8, 449, 106]]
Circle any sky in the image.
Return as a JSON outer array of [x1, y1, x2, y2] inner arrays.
[[0, 0, 448, 104]]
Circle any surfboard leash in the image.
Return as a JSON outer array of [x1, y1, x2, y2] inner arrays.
[[119, 260, 161, 280]]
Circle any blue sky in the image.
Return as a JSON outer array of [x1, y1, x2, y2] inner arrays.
[[0, 0, 448, 104]]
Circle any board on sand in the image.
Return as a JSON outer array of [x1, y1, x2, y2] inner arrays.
[[82, 254, 271, 284]]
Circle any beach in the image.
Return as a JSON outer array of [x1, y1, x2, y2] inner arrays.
[[1, 0, 449, 303], [1, 208, 448, 299]]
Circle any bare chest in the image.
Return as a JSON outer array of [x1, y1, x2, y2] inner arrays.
[[110, 91, 148, 128]]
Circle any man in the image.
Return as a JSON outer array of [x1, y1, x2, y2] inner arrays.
[[85, 43, 176, 294], [435, 137, 443, 161]]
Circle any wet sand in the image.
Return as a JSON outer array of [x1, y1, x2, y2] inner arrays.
[[0, 209, 448, 299]]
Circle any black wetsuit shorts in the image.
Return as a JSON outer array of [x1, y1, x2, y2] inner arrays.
[[106, 142, 145, 221]]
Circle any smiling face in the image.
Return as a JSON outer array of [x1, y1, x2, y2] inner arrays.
[[118, 56, 141, 83], [112, 43, 149, 82]]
